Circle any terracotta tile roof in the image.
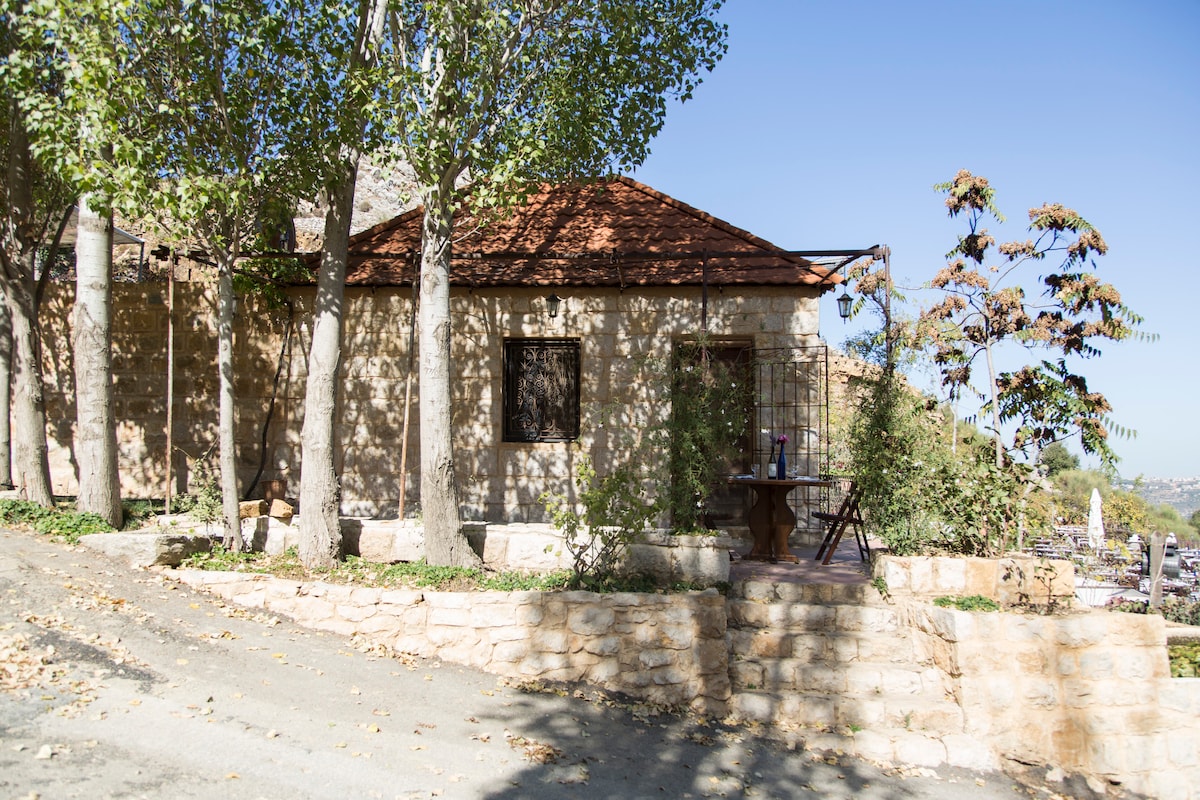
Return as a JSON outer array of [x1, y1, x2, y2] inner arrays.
[[343, 176, 838, 290]]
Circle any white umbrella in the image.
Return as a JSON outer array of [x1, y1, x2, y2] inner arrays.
[[1087, 488, 1105, 550]]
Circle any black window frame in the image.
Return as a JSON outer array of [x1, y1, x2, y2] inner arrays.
[[502, 337, 582, 443]]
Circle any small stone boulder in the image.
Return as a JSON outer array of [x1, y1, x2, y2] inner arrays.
[[268, 499, 294, 523], [239, 500, 267, 519]]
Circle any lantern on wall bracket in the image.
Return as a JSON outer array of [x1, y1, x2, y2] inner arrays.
[[836, 284, 853, 321], [546, 293, 563, 318]]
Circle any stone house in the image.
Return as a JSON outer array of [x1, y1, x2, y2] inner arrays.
[[41, 176, 849, 530]]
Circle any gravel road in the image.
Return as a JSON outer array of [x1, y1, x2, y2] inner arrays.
[[0, 526, 1058, 800]]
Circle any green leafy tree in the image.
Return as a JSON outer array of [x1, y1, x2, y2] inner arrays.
[[356, 0, 728, 567], [295, 0, 390, 568], [1, 0, 85, 507], [920, 170, 1145, 472], [132, 0, 350, 550], [1039, 442, 1079, 477]]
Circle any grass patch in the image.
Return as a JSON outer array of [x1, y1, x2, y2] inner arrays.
[[182, 546, 575, 592], [0, 499, 114, 544], [1169, 643, 1200, 678], [933, 594, 1000, 612], [180, 546, 720, 595]]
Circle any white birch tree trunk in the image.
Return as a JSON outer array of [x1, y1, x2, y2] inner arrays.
[[419, 190, 478, 567], [298, 155, 358, 569], [0, 291, 12, 488], [2, 119, 53, 506], [216, 256, 240, 548], [73, 193, 122, 526]]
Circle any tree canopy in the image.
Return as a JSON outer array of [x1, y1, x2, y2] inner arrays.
[[919, 170, 1145, 472]]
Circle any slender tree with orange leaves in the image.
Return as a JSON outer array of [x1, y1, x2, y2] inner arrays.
[[919, 170, 1146, 473]]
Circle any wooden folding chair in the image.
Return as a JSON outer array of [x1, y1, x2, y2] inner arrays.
[[813, 481, 867, 565]]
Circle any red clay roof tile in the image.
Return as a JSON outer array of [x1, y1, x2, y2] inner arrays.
[[344, 176, 837, 290]]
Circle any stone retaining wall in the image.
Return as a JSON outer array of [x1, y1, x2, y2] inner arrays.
[[908, 603, 1198, 800], [875, 555, 1076, 606], [175, 570, 731, 713], [171, 564, 1200, 799]]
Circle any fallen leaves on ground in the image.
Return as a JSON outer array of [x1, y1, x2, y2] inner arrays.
[[504, 730, 564, 764], [0, 633, 96, 717]]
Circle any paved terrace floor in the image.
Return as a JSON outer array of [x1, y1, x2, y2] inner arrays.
[[728, 542, 871, 586]]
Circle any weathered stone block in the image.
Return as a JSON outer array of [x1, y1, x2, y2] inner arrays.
[[79, 532, 213, 568], [568, 605, 615, 636], [239, 500, 267, 519]]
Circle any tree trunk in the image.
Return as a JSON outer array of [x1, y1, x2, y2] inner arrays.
[[419, 190, 478, 567], [2, 117, 53, 506], [6, 270, 52, 506], [216, 257, 241, 549], [983, 339, 1004, 469], [73, 193, 122, 527], [0, 290, 12, 489], [298, 156, 358, 569]]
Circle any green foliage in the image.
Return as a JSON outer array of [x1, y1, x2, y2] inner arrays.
[[1110, 597, 1200, 627], [181, 543, 261, 572], [661, 340, 752, 532], [1039, 442, 1079, 477], [1050, 469, 1191, 536], [120, 499, 164, 530], [848, 371, 1035, 556], [933, 595, 1000, 612], [170, 459, 223, 524], [182, 546, 573, 591], [1169, 643, 1200, 678], [0, 499, 114, 543], [541, 456, 657, 590]]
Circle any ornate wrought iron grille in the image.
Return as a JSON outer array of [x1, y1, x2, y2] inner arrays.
[[503, 338, 581, 442]]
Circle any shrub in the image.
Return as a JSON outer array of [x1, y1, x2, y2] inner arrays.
[[0, 499, 114, 543], [541, 456, 657, 590]]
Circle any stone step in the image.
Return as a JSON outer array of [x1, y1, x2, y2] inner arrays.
[[728, 689, 965, 737], [726, 597, 902, 634], [729, 580, 880, 606], [731, 655, 947, 697], [727, 627, 917, 664]]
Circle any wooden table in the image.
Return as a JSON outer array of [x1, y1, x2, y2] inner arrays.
[[729, 476, 831, 563]]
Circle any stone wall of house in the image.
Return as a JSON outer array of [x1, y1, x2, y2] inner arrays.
[[39, 281, 825, 528]]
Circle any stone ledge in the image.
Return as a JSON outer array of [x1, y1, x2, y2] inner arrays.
[[79, 531, 213, 567]]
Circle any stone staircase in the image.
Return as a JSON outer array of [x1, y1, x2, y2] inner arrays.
[[725, 579, 991, 768]]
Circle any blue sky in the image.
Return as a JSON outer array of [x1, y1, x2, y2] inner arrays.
[[629, 0, 1199, 480]]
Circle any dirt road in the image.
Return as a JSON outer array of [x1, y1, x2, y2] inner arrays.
[[0, 527, 1047, 800]]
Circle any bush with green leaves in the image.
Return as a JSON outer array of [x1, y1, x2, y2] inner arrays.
[[541, 456, 658, 590], [170, 459, 223, 523], [1110, 597, 1200, 627], [0, 499, 114, 543], [659, 340, 752, 532], [847, 371, 1048, 556]]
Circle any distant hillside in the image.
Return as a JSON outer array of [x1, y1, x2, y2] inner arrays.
[[1118, 476, 1200, 518]]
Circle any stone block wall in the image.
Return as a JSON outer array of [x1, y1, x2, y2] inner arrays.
[[875, 555, 1077, 607], [174, 570, 731, 714], [908, 603, 1198, 800], [39, 281, 824, 527], [170, 562, 1200, 799]]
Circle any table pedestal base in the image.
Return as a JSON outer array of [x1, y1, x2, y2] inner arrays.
[[745, 482, 799, 563]]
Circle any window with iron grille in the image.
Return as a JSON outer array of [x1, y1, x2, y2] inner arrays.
[[503, 338, 580, 442]]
